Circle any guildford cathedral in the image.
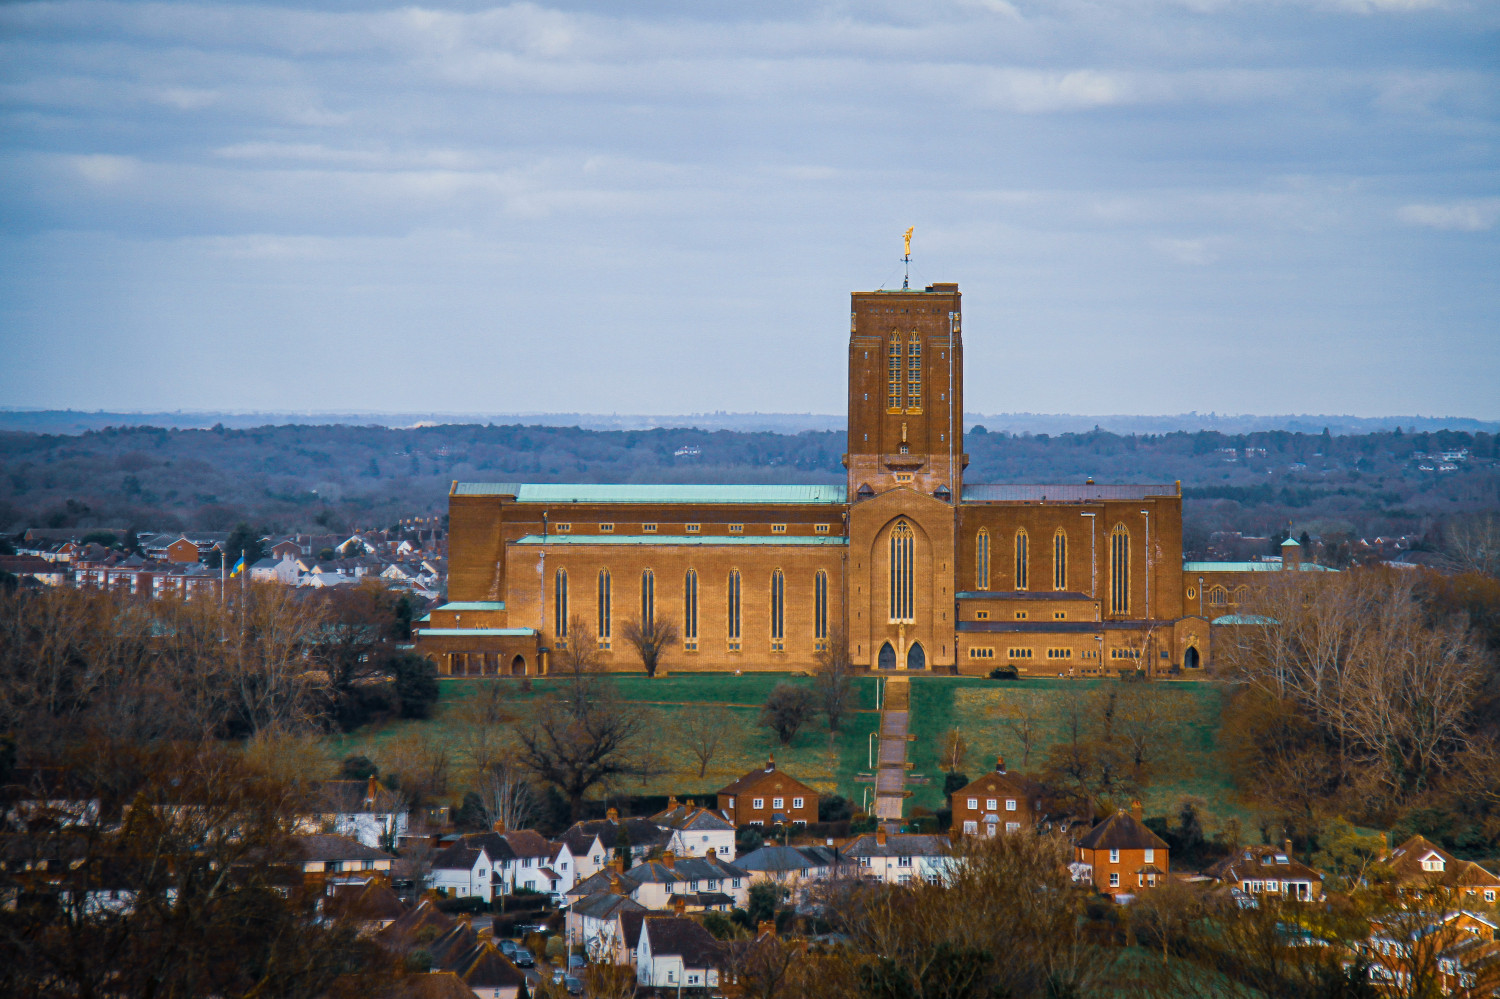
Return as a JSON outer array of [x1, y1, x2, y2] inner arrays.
[[416, 279, 1320, 677]]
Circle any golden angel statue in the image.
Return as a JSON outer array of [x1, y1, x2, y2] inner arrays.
[[903, 227, 914, 257]]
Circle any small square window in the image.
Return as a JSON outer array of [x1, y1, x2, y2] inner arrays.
[[975, 610, 989, 620], [967, 798, 978, 809], [642, 523, 657, 533], [771, 524, 787, 533], [1006, 799, 1017, 811], [599, 523, 614, 533], [986, 799, 997, 810], [1109, 849, 1119, 864], [728, 524, 744, 533], [555, 523, 571, 533], [814, 524, 830, 534], [685, 523, 701, 533], [792, 797, 803, 808], [1015, 611, 1027, 620], [752, 798, 764, 809], [1109, 872, 1120, 887], [1054, 611, 1065, 619], [772, 797, 784, 809]]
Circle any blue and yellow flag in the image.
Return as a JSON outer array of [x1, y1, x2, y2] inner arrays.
[[229, 555, 246, 578]]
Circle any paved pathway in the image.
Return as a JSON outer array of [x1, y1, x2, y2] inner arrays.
[[873, 676, 911, 820]]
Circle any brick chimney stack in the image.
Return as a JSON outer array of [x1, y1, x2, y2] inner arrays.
[[493, 819, 506, 834], [662, 850, 676, 868], [1130, 800, 1143, 822], [611, 856, 624, 874], [606, 807, 619, 822], [365, 776, 378, 806], [875, 826, 887, 847], [766, 754, 776, 772], [1283, 839, 1294, 857], [672, 894, 686, 915], [996, 756, 1006, 775]]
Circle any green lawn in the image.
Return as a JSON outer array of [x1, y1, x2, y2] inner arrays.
[[326, 672, 1234, 825]]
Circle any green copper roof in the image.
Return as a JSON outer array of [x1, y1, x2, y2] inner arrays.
[[1281, 536, 1301, 546], [452, 483, 847, 505], [512, 535, 847, 547], [435, 601, 506, 612], [1183, 561, 1335, 572], [1211, 614, 1278, 626], [417, 627, 537, 637]]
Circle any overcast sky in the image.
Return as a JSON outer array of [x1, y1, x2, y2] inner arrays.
[[1, 0, 1496, 420]]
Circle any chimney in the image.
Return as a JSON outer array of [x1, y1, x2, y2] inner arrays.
[[672, 893, 686, 916], [706, 846, 715, 858], [492, 819, 506, 834], [767, 753, 776, 772], [684, 798, 693, 810], [667, 795, 678, 811], [875, 826, 887, 847], [609, 872, 623, 895], [662, 850, 675, 869], [365, 776, 378, 806], [1283, 839, 1293, 858], [610, 856, 624, 874], [995, 756, 1006, 775], [1130, 800, 1143, 822], [606, 807, 619, 822]]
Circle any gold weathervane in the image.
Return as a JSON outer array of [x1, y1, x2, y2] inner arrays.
[[903, 227, 914, 257]]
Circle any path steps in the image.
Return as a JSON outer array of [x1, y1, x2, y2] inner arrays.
[[873, 677, 913, 821]]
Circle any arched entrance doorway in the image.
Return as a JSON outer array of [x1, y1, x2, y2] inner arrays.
[[906, 642, 926, 670], [510, 655, 527, 676], [877, 642, 896, 670], [1183, 646, 1200, 670]]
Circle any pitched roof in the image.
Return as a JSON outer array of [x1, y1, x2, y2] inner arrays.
[[842, 832, 951, 858], [311, 778, 404, 814], [499, 829, 554, 859], [735, 845, 832, 873], [1205, 845, 1324, 885], [375, 897, 456, 950], [952, 765, 1044, 803], [431, 843, 485, 871], [569, 868, 642, 898], [386, 971, 477, 999], [427, 922, 479, 969], [455, 942, 525, 989], [326, 880, 406, 923], [294, 834, 395, 863], [642, 916, 728, 967], [620, 909, 647, 950], [651, 803, 735, 832], [717, 757, 816, 797], [570, 890, 648, 920], [564, 816, 670, 850], [1384, 835, 1500, 888], [1076, 811, 1169, 853]]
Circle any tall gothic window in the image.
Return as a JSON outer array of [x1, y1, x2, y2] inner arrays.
[[597, 569, 611, 641], [1015, 529, 1029, 590], [554, 569, 568, 637], [886, 334, 902, 410], [906, 335, 922, 410], [1110, 524, 1130, 615], [976, 528, 990, 590], [641, 568, 655, 629], [727, 570, 742, 641], [683, 569, 698, 640], [814, 570, 828, 640], [770, 570, 785, 646], [889, 520, 915, 623], [1053, 529, 1067, 591]]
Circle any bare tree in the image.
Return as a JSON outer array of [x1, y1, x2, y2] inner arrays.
[[1115, 684, 1175, 777], [620, 615, 678, 678], [1000, 693, 1044, 768], [554, 614, 603, 711], [515, 688, 650, 820], [679, 706, 734, 778], [813, 625, 856, 732], [1443, 511, 1500, 576], [759, 683, 815, 745], [939, 728, 968, 773]]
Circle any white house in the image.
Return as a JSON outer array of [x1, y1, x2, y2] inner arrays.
[[636, 916, 726, 991], [651, 798, 737, 861], [842, 828, 953, 886], [299, 778, 409, 849], [430, 842, 494, 900]]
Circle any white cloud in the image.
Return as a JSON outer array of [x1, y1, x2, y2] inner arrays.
[[1398, 199, 1500, 231]]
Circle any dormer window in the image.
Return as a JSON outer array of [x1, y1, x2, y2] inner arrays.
[[1421, 854, 1446, 872]]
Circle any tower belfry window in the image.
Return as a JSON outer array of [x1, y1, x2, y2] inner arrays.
[[887, 334, 902, 411], [906, 335, 922, 411], [889, 520, 915, 623]]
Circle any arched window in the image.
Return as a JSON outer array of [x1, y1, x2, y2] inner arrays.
[[727, 570, 742, 642], [889, 520, 915, 623], [1110, 524, 1130, 615], [814, 570, 829, 642], [1015, 529, 1029, 590], [906, 335, 922, 410], [554, 569, 568, 638], [1208, 585, 1227, 607], [683, 569, 698, 643], [597, 569, 612, 643], [641, 568, 655, 629], [886, 334, 902, 410], [770, 570, 785, 649], [1053, 529, 1067, 591], [976, 529, 990, 591]]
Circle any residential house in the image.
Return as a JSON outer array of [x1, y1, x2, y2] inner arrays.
[[716, 755, 818, 828], [566, 882, 648, 963], [842, 828, 953, 886], [250, 555, 299, 585], [735, 844, 853, 891], [1365, 909, 1500, 994], [636, 915, 729, 992], [292, 834, 394, 885], [1073, 801, 1169, 897], [323, 878, 405, 932], [1205, 842, 1324, 901], [652, 796, 738, 860], [950, 756, 1046, 837], [0, 555, 67, 586], [301, 777, 409, 848], [626, 850, 750, 912], [561, 809, 671, 879], [1382, 835, 1500, 906], [566, 861, 642, 907], [430, 842, 495, 901], [452, 942, 527, 999]]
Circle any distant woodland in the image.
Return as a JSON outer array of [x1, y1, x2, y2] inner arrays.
[[1, 422, 1496, 556]]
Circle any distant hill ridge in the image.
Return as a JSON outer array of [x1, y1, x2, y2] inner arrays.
[[2, 409, 1496, 437]]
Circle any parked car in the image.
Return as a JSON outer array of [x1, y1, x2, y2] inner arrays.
[[512, 948, 534, 968], [567, 954, 586, 972], [563, 976, 584, 995], [497, 940, 517, 958]]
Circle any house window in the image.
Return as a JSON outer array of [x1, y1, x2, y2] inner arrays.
[[1054, 612, 1066, 620], [889, 520, 915, 622], [597, 570, 611, 644], [729, 523, 743, 533], [1144, 849, 1155, 864], [554, 569, 568, 637], [1109, 872, 1120, 888], [1015, 611, 1027, 620], [642, 523, 657, 533], [986, 798, 997, 810], [1006, 799, 1017, 811], [727, 570, 741, 642], [1109, 849, 1120, 864], [1047, 648, 1072, 660], [1421, 856, 1445, 872], [683, 569, 698, 645], [814, 570, 829, 640], [770, 569, 785, 648], [641, 568, 655, 628], [967, 798, 978, 809], [771, 524, 787, 534], [599, 523, 614, 533], [685, 523, 701, 533], [772, 798, 784, 809], [792, 797, 803, 809], [1054, 529, 1067, 590], [1015, 529, 1029, 589], [1006, 822, 1020, 833], [963, 820, 977, 834], [976, 529, 990, 590], [898, 856, 912, 867], [1110, 523, 1130, 614], [906, 335, 922, 411], [1208, 585, 1227, 607], [752, 798, 764, 809]]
